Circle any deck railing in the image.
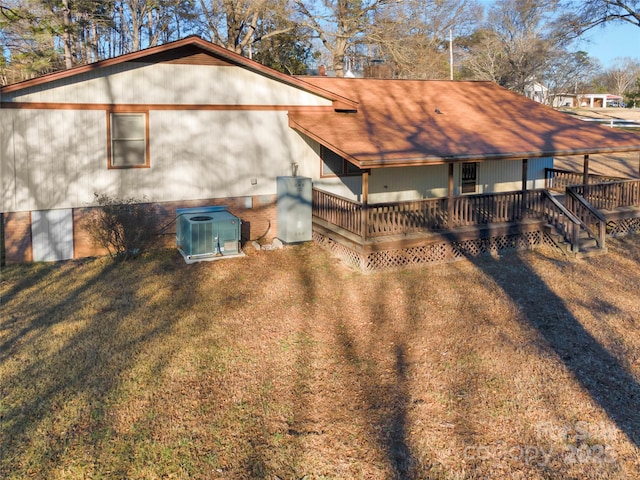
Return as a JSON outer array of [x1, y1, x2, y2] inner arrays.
[[312, 181, 640, 252], [539, 190, 582, 252], [366, 198, 447, 237], [545, 168, 625, 191], [569, 180, 640, 211], [564, 188, 607, 249], [312, 188, 363, 236], [312, 188, 548, 239], [449, 189, 544, 227], [545, 168, 584, 191]]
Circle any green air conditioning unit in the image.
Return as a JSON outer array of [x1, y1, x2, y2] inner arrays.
[[176, 206, 241, 262]]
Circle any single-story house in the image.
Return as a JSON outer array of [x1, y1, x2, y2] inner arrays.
[[524, 82, 548, 104], [579, 94, 625, 108], [550, 93, 577, 108], [2, 36, 640, 269]]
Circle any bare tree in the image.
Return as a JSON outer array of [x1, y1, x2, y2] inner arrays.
[[542, 50, 600, 106], [366, 0, 481, 79], [569, 0, 640, 31], [605, 57, 640, 95], [460, 0, 574, 93], [196, 0, 294, 55], [458, 28, 504, 82], [293, 0, 401, 77]]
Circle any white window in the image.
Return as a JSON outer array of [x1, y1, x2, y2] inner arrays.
[[109, 113, 149, 168]]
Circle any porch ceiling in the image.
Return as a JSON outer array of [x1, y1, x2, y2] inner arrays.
[[289, 78, 640, 168]]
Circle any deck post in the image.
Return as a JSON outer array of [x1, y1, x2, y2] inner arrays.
[[521, 159, 528, 217], [447, 163, 454, 226], [583, 154, 590, 186], [361, 171, 369, 241]]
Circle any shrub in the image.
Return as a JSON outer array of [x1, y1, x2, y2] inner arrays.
[[85, 194, 159, 261]]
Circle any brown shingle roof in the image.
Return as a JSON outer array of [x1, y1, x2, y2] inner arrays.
[[289, 78, 640, 168]]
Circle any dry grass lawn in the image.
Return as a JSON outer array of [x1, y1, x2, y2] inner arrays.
[[1, 236, 640, 479]]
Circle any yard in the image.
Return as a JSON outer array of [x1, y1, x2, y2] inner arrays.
[[1, 236, 640, 479], [555, 108, 640, 179]]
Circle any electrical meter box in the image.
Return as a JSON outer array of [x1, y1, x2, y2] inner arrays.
[[276, 176, 312, 243]]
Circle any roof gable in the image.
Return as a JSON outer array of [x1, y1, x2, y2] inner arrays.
[[1, 37, 356, 110], [132, 43, 235, 66]]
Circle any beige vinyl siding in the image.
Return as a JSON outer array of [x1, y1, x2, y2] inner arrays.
[[458, 157, 552, 195], [1, 109, 107, 213], [312, 175, 364, 201], [527, 157, 553, 189], [2, 107, 315, 212], [303, 153, 552, 203], [149, 110, 302, 201], [368, 165, 448, 202], [298, 139, 363, 201], [3, 63, 333, 107], [311, 165, 450, 203], [474, 159, 522, 194]]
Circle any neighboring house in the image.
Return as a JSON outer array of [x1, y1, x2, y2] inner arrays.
[[2, 36, 640, 269], [550, 93, 577, 108], [524, 82, 548, 104], [579, 93, 625, 108]]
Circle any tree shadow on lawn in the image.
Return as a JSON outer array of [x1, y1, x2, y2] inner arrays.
[[0, 252, 205, 478], [335, 323, 414, 477], [330, 269, 425, 479], [0, 261, 78, 360], [468, 249, 640, 449], [282, 245, 420, 478]]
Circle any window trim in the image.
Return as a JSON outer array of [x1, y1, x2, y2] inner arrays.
[[320, 145, 363, 177], [107, 111, 150, 169]]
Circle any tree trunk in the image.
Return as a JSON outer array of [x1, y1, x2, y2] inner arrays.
[[61, 0, 74, 68]]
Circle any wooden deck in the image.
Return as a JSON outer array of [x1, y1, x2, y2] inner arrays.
[[312, 188, 547, 240], [601, 205, 640, 221], [312, 214, 551, 271], [313, 188, 564, 270], [313, 214, 547, 253], [312, 179, 640, 270]]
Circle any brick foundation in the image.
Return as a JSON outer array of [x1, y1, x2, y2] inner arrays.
[[73, 208, 112, 258], [154, 195, 278, 248], [3, 211, 33, 264], [1, 195, 278, 264]]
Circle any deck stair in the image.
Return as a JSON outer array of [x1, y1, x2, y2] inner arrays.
[[543, 223, 605, 258], [542, 190, 608, 258]]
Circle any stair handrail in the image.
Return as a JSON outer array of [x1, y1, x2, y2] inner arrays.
[[541, 190, 582, 253], [565, 187, 607, 250]]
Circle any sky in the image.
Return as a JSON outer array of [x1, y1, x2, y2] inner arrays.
[[579, 21, 640, 68], [475, 1, 640, 69]]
